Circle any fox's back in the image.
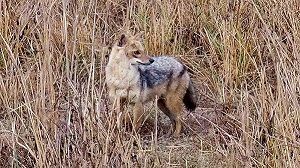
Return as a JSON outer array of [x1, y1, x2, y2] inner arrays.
[[138, 56, 187, 89]]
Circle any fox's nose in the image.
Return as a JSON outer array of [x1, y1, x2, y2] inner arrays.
[[149, 58, 154, 64]]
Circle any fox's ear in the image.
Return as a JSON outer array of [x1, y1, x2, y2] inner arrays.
[[118, 34, 127, 47]]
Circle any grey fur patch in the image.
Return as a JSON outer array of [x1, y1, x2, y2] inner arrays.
[[137, 56, 184, 89]]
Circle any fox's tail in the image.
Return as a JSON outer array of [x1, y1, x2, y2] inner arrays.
[[183, 80, 197, 111]]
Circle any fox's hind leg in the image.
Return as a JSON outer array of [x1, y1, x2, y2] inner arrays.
[[157, 98, 176, 136], [164, 94, 183, 137]]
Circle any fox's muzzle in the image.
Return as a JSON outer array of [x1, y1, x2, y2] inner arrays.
[[138, 58, 154, 65]]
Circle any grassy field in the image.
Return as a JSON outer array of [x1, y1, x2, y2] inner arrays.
[[1, 0, 300, 167]]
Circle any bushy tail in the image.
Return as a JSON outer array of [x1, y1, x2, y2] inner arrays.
[[183, 80, 197, 111]]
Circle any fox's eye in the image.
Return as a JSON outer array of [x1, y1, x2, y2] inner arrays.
[[133, 50, 141, 55]]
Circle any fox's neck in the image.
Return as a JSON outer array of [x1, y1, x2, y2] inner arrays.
[[106, 48, 140, 89], [107, 53, 131, 71]]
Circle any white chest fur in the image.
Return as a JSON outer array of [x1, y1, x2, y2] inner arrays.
[[105, 60, 140, 100]]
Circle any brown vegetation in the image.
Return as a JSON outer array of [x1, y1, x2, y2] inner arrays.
[[0, 0, 300, 167]]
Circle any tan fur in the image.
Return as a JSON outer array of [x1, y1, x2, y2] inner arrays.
[[105, 33, 195, 137]]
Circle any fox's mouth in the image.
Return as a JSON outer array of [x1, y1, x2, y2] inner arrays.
[[137, 58, 154, 65]]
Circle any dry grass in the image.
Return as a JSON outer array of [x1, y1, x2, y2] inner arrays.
[[1, 0, 300, 167]]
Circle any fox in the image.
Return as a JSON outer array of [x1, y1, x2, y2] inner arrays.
[[105, 32, 197, 137]]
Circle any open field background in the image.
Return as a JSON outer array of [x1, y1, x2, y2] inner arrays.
[[1, 0, 300, 167]]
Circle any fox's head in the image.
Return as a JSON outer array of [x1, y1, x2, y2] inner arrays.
[[109, 33, 154, 66]]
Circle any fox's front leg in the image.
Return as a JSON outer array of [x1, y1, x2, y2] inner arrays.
[[108, 87, 121, 112], [108, 87, 123, 128], [108, 87, 117, 103], [133, 102, 145, 132], [118, 98, 129, 129]]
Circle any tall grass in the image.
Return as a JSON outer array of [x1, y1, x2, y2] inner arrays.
[[0, 0, 299, 167]]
